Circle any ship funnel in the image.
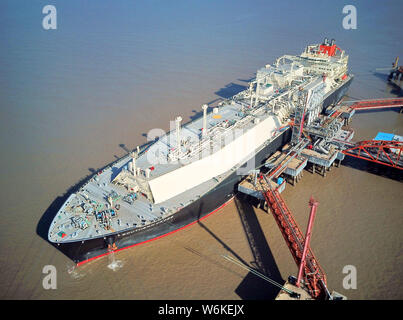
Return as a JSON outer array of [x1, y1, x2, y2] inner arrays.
[[330, 39, 335, 46], [202, 104, 208, 137], [323, 37, 329, 45]]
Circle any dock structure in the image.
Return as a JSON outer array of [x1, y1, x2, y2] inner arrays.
[[238, 172, 285, 200], [236, 94, 402, 299], [275, 281, 314, 300], [238, 170, 330, 299], [275, 280, 347, 300], [265, 150, 307, 185], [301, 147, 338, 176], [326, 97, 403, 119], [329, 104, 356, 123], [241, 94, 402, 191], [349, 97, 403, 111]]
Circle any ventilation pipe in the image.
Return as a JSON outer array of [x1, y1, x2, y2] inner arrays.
[[130, 151, 137, 175], [145, 168, 151, 179], [249, 82, 254, 107], [108, 196, 113, 208], [202, 104, 208, 137], [175, 116, 182, 154]]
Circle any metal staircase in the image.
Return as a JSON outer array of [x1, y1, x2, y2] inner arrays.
[[291, 91, 308, 146]]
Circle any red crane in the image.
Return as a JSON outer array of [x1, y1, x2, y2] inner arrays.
[[260, 175, 329, 299], [297, 197, 319, 288]]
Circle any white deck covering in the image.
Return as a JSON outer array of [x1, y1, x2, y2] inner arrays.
[[149, 116, 280, 203]]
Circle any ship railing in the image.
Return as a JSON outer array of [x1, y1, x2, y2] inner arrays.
[[167, 121, 241, 162]]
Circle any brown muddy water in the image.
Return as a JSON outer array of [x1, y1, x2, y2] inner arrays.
[[0, 1, 402, 300]]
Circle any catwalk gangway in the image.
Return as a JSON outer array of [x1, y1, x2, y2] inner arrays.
[[348, 97, 403, 111]]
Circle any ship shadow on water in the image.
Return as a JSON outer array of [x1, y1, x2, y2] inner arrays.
[[353, 108, 402, 115], [35, 140, 157, 261], [214, 82, 247, 99], [372, 72, 402, 97], [119, 143, 130, 153], [233, 195, 284, 300], [187, 82, 248, 122], [36, 173, 93, 258], [193, 194, 283, 300], [237, 77, 255, 83], [192, 201, 250, 267], [196, 221, 250, 268], [341, 156, 402, 182]]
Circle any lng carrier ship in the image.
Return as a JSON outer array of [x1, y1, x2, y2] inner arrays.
[[47, 38, 353, 265]]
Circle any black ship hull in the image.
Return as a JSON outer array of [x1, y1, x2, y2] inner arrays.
[[321, 75, 353, 112], [56, 128, 291, 265], [53, 76, 353, 265]]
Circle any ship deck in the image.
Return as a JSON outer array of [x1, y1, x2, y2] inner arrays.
[[48, 42, 350, 244], [48, 155, 230, 243], [49, 99, 289, 243]]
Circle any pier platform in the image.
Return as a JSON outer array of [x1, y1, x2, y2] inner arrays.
[[238, 174, 285, 200], [301, 147, 338, 175], [275, 281, 314, 300], [275, 281, 347, 300], [265, 150, 308, 185]]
